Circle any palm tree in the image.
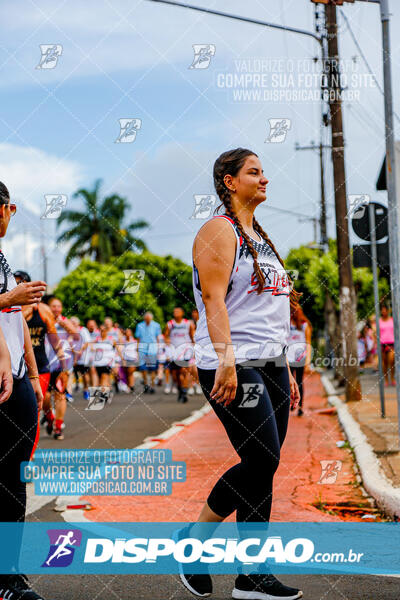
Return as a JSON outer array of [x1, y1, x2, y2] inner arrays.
[[57, 179, 149, 266]]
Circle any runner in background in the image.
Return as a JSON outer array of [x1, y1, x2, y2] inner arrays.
[[164, 307, 195, 403], [45, 297, 77, 440], [104, 317, 123, 392], [92, 324, 122, 387], [188, 311, 202, 396], [379, 303, 395, 386], [135, 311, 162, 394], [86, 318, 100, 386], [155, 332, 167, 387], [287, 305, 312, 417], [70, 316, 91, 400], [121, 327, 139, 391], [18, 272, 68, 447], [163, 338, 175, 394]]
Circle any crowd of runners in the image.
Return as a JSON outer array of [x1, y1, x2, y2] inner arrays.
[[13, 269, 205, 442]]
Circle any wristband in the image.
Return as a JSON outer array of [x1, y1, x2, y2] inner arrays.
[[29, 375, 39, 380]]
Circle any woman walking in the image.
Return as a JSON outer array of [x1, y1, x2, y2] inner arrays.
[[184, 149, 302, 599], [379, 303, 395, 386], [0, 182, 48, 599], [287, 305, 312, 416]]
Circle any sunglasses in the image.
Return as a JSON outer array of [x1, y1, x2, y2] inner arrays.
[[0, 201, 17, 216]]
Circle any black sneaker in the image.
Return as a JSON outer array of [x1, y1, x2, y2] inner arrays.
[[143, 384, 150, 394], [0, 574, 45, 599], [40, 413, 53, 435], [232, 573, 302, 599], [149, 387, 155, 394], [179, 573, 212, 597], [173, 527, 212, 597]]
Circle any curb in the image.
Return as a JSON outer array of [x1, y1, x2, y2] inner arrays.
[[321, 374, 400, 520]]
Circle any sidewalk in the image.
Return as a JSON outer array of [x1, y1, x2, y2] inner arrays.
[[345, 371, 400, 486], [81, 373, 383, 523]]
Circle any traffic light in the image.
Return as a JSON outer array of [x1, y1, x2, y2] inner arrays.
[[311, 0, 354, 4]]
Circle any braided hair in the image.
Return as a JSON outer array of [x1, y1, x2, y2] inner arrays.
[[213, 148, 301, 310]]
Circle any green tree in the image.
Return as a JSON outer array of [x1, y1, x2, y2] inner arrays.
[[287, 240, 390, 328], [114, 251, 194, 320], [56, 179, 149, 266], [53, 253, 195, 329]]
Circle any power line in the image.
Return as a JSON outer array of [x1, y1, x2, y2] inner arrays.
[[339, 8, 400, 125]]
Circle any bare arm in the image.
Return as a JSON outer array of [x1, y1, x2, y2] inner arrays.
[[193, 218, 237, 405], [39, 304, 68, 371], [23, 318, 43, 410], [0, 325, 13, 403], [0, 281, 46, 309], [304, 323, 313, 371]]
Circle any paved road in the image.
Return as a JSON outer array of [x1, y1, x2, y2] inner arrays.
[[37, 385, 206, 450]]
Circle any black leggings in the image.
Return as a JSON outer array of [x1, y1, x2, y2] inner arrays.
[[0, 374, 37, 523], [198, 361, 290, 523]]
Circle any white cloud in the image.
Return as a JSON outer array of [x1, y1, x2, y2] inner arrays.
[[0, 142, 83, 216]]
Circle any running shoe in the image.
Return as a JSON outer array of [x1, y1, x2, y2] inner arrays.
[[232, 573, 302, 599], [83, 390, 90, 401], [143, 384, 150, 394], [53, 427, 64, 441], [164, 383, 172, 394], [66, 391, 74, 403], [178, 390, 188, 403], [172, 385, 178, 394], [188, 387, 195, 395], [195, 384, 203, 395], [40, 413, 54, 436], [173, 526, 212, 597], [149, 387, 155, 394], [0, 573, 45, 600]]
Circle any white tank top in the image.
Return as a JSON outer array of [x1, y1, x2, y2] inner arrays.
[[92, 335, 116, 366], [123, 338, 138, 362], [45, 316, 74, 372], [167, 318, 193, 362], [0, 251, 26, 378], [287, 322, 307, 367], [193, 214, 290, 369]]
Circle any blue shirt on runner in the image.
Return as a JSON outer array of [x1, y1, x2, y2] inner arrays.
[[135, 320, 161, 355]]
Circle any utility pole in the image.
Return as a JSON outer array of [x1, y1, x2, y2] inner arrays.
[[379, 0, 400, 436], [325, 3, 361, 402]]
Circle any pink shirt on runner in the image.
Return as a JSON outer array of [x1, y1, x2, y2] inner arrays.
[[379, 317, 394, 345]]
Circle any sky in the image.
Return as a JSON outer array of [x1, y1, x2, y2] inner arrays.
[[0, 0, 398, 285]]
